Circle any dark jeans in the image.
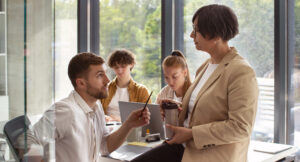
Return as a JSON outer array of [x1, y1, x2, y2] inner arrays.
[[131, 142, 184, 162]]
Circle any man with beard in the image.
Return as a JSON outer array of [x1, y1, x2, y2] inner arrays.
[[17, 52, 150, 162]]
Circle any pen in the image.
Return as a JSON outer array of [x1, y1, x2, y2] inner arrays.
[[140, 91, 153, 117]]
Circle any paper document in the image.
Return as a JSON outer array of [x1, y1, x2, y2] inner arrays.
[[127, 142, 148, 147]]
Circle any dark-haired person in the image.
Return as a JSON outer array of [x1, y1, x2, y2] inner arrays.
[[101, 49, 151, 122], [16, 53, 150, 162], [132, 4, 258, 162]]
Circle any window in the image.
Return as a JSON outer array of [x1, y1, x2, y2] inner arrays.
[[293, 0, 300, 147], [54, 0, 77, 101], [183, 0, 274, 142], [99, 0, 161, 100], [0, 0, 77, 160], [23, 0, 77, 115]]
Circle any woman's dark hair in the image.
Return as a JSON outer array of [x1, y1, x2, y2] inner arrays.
[[192, 4, 239, 41]]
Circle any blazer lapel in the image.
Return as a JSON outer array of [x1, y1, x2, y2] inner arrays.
[[192, 64, 224, 107], [179, 47, 239, 126], [179, 61, 209, 125]]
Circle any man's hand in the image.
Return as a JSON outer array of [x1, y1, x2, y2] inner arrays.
[[165, 125, 193, 144], [107, 108, 150, 153], [124, 107, 151, 129]]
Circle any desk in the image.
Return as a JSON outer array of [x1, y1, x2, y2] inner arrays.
[[99, 141, 298, 162], [248, 141, 298, 162]]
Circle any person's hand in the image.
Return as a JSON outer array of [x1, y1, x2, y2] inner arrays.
[[160, 99, 182, 121], [165, 124, 193, 144], [124, 107, 151, 129], [18, 144, 45, 162], [105, 115, 120, 122]]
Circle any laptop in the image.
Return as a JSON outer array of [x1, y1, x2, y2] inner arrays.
[[108, 144, 152, 161], [119, 101, 165, 139], [252, 141, 292, 154], [105, 101, 164, 161]]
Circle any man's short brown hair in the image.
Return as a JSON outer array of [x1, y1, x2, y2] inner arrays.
[[107, 49, 136, 68], [68, 52, 105, 88], [192, 4, 239, 41]]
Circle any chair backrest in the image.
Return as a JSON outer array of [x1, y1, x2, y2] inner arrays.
[[256, 78, 274, 124], [3, 115, 31, 162], [252, 78, 274, 142]]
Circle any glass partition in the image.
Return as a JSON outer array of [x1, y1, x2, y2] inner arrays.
[[0, 0, 8, 159], [0, 0, 77, 161]]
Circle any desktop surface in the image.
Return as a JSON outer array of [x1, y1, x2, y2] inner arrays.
[[100, 140, 298, 162]]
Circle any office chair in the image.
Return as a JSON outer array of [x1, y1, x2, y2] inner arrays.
[[3, 115, 31, 162]]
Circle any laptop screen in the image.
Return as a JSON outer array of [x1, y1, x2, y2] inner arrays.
[[118, 101, 165, 139]]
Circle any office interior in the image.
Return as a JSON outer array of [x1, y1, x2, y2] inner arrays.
[[0, 0, 299, 161]]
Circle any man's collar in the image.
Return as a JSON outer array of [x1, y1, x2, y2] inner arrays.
[[72, 90, 99, 114]]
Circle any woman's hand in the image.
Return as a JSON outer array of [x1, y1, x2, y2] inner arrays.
[[165, 124, 193, 144], [160, 99, 183, 121]]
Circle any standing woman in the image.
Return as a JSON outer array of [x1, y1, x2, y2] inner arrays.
[[132, 4, 258, 162], [101, 49, 151, 122], [156, 50, 192, 104]]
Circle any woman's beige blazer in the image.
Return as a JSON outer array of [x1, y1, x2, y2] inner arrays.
[[179, 47, 259, 162]]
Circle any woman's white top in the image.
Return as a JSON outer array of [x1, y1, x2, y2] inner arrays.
[[184, 63, 219, 128], [107, 86, 129, 117], [173, 92, 183, 103], [155, 85, 182, 104]]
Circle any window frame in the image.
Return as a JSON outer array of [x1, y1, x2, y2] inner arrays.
[[274, 0, 295, 144], [78, 0, 99, 54]]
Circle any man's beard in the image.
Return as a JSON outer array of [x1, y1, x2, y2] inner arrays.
[[86, 83, 108, 99]]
